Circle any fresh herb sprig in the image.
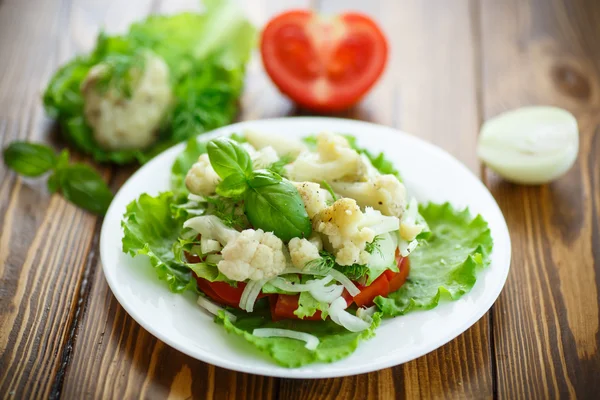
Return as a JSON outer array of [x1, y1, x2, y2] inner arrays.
[[3, 142, 113, 215]]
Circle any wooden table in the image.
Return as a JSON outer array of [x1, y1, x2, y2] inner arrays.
[[1, 0, 599, 398]]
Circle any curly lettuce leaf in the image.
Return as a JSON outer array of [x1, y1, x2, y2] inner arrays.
[[122, 192, 194, 292], [44, 1, 255, 164], [216, 302, 381, 368], [294, 291, 329, 320], [375, 202, 493, 316]]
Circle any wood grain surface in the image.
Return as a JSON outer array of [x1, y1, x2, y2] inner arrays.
[[0, 0, 598, 399]]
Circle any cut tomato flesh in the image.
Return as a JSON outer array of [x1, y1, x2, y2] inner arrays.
[[353, 273, 390, 307], [261, 10, 388, 112], [271, 294, 323, 321]]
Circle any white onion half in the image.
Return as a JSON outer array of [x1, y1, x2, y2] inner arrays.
[[252, 328, 320, 350], [328, 297, 371, 332], [197, 295, 237, 322], [477, 106, 579, 184], [310, 284, 344, 303], [328, 269, 361, 296]]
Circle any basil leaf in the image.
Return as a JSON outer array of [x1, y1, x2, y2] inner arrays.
[[248, 169, 282, 188], [52, 165, 113, 215], [244, 176, 312, 241], [216, 172, 248, 197], [47, 150, 70, 193], [207, 137, 252, 179], [3, 142, 57, 177]]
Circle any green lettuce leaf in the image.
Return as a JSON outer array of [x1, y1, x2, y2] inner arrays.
[[216, 302, 381, 368], [295, 291, 329, 320], [44, 1, 255, 164], [122, 192, 194, 292], [375, 202, 493, 316]]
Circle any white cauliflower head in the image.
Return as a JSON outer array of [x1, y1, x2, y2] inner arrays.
[[185, 153, 220, 196], [244, 130, 307, 157], [248, 145, 279, 169], [183, 215, 239, 245], [312, 198, 400, 266], [331, 174, 407, 218], [218, 229, 287, 281], [293, 181, 333, 218], [81, 51, 173, 150], [288, 237, 322, 269], [286, 132, 368, 182]]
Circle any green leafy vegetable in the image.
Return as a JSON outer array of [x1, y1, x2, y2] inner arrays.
[[245, 171, 312, 241], [295, 291, 329, 320], [204, 196, 249, 230], [43, 1, 255, 164], [207, 137, 253, 179], [216, 303, 381, 368], [216, 173, 248, 197], [334, 264, 369, 281], [3, 142, 113, 214], [375, 203, 493, 316], [170, 137, 207, 196], [122, 192, 193, 292], [50, 164, 114, 215], [3, 142, 57, 177]]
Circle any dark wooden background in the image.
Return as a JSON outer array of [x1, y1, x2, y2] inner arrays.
[[1, 0, 599, 398]]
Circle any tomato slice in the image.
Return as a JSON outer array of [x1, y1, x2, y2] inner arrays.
[[271, 294, 323, 321], [387, 254, 410, 293], [261, 10, 388, 112], [353, 273, 390, 307]]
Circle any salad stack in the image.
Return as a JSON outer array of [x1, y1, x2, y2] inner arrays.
[[122, 131, 493, 367]]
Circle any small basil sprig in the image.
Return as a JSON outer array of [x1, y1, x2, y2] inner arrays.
[[207, 137, 311, 241], [3, 142, 113, 215]]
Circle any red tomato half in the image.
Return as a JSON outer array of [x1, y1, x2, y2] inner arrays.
[[260, 10, 388, 112]]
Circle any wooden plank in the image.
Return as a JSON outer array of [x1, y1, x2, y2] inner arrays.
[[479, 0, 600, 397], [59, 1, 310, 398], [0, 0, 111, 397], [278, 1, 493, 399]]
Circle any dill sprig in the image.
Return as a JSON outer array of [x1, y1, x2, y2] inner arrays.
[[365, 235, 384, 256]]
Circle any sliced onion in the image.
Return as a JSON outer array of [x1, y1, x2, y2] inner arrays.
[[328, 297, 371, 332], [309, 284, 344, 303], [281, 267, 326, 276], [200, 237, 222, 254], [269, 275, 333, 292], [356, 306, 377, 323], [252, 328, 319, 350], [188, 194, 207, 202], [399, 238, 419, 257], [328, 269, 360, 296], [239, 279, 266, 312], [197, 295, 237, 322]]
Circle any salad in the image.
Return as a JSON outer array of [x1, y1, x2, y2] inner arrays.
[[122, 131, 493, 367]]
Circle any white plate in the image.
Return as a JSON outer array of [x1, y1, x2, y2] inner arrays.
[[100, 117, 511, 378]]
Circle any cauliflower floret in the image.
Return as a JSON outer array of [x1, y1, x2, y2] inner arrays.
[[312, 198, 376, 266], [218, 229, 287, 281], [293, 181, 332, 218], [251, 146, 280, 169], [331, 174, 407, 217], [244, 130, 307, 157], [185, 153, 220, 195], [286, 132, 368, 182], [312, 198, 401, 266], [81, 51, 173, 150], [288, 237, 322, 269]]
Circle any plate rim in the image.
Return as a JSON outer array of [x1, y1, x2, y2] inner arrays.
[[100, 116, 511, 378]]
